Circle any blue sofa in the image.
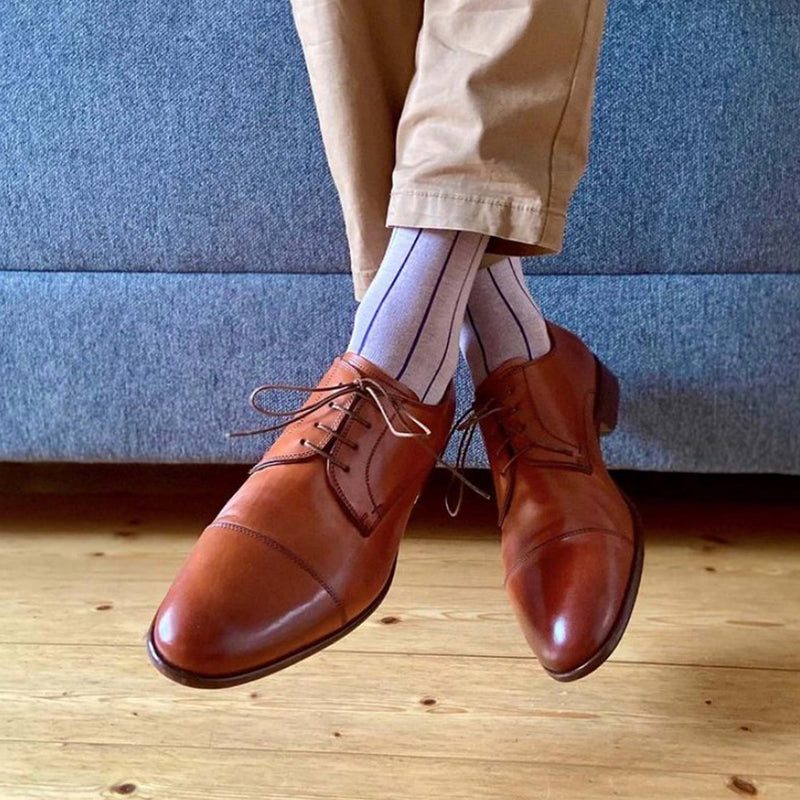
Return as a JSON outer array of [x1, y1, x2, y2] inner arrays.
[[2, 1, 798, 473]]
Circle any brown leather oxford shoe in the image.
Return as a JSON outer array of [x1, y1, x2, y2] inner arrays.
[[454, 320, 644, 681], [147, 352, 455, 687]]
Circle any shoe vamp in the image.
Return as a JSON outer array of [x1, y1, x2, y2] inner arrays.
[[213, 458, 403, 617], [501, 465, 634, 567]]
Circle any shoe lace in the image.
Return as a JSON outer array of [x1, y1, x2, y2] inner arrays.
[[444, 394, 576, 517], [224, 377, 490, 501]]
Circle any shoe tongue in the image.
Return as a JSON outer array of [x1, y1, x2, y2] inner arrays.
[[338, 351, 421, 402]]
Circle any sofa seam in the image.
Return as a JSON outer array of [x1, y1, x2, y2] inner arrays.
[[4, 269, 793, 277]]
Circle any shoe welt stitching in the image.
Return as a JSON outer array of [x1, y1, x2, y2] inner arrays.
[[208, 521, 348, 625]]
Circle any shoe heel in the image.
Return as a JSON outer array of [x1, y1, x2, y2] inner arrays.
[[594, 357, 620, 436]]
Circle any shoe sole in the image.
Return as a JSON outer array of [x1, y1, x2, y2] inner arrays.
[[146, 558, 398, 689], [543, 355, 644, 682]]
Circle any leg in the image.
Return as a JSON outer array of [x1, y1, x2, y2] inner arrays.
[[292, 0, 608, 404], [460, 254, 551, 387], [348, 226, 489, 403], [388, 0, 610, 260], [375, 1, 641, 682], [289, 0, 423, 298], [291, 0, 610, 300]]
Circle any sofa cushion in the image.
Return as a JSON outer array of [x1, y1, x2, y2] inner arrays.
[[1, 1, 797, 277], [2, 270, 798, 473]]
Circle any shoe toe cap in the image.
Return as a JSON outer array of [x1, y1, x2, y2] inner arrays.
[[149, 525, 344, 681], [506, 530, 636, 678]]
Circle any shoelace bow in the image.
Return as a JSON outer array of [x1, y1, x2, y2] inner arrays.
[[225, 376, 490, 502]]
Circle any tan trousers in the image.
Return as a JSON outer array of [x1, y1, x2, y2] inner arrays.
[[289, 0, 610, 300]]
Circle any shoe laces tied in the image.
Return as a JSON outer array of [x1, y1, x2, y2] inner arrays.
[[225, 377, 490, 501]]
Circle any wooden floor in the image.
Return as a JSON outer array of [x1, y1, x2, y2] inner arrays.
[[0, 464, 798, 800]]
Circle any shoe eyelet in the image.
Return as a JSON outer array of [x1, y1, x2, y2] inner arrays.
[[299, 438, 306, 446], [342, 465, 351, 473]]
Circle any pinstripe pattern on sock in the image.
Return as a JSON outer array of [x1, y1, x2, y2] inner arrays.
[[486, 267, 533, 360], [353, 227, 421, 353], [459, 255, 551, 386], [348, 226, 490, 404], [420, 234, 489, 400], [465, 307, 490, 378], [395, 233, 460, 383]]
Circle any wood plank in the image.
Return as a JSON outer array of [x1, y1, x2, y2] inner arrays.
[[0, 742, 795, 800], [1, 645, 798, 778], [1, 467, 799, 798]]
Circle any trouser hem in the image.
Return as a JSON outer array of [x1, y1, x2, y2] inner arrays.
[[386, 187, 567, 258], [350, 188, 567, 300]]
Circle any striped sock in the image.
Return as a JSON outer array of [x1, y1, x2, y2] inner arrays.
[[459, 254, 552, 386], [347, 226, 490, 404]]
